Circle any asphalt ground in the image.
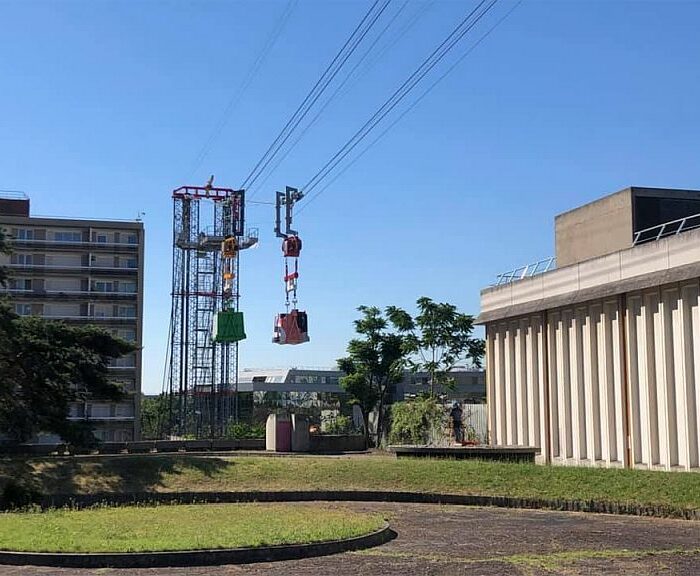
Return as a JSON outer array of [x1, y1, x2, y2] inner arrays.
[[2, 502, 698, 575]]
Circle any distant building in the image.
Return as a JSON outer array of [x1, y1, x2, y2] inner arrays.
[[234, 367, 485, 420], [398, 369, 486, 403], [479, 187, 700, 471], [0, 192, 144, 442]]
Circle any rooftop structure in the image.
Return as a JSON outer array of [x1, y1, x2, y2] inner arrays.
[[479, 186, 700, 472]]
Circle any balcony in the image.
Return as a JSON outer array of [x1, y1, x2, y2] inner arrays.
[[3, 288, 137, 300], [6, 263, 138, 275], [20, 309, 139, 326], [66, 415, 135, 421], [9, 238, 138, 252]]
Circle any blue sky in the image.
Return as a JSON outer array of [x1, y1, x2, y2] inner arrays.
[[2, 0, 699, 394]]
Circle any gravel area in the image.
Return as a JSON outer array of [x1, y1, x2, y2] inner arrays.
[[1, 502, 698, 575]]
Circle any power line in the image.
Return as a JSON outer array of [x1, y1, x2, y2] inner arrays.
[[297, 0, 522, 215], [241, 0, 393, 193], [184, 0, 298, 181], [246, 0, 411, 199], [338, 0, 436, 98], [301, 0, 496, 194], [300, 0, 498, 196]]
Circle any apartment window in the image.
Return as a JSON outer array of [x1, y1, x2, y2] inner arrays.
[[45, 303, 79, 317], [126, 233, 138, 244], [14, 254, 33, 265], [117, 305, 136, 318], [118, 281, 136, 293], [16, 229, 33, 240], [54, 231, 81, 242], [114, 403, 135, 418], [119, 328, 136, 341], [9, 278, 31, 290], [46, 278, 80, 291], [111, 355, 136, 367], [89, 403, 111, 418], [93, 281, 114, 292], [125, 257, 137, 269], [96, 234, 108, 243], [14, 304, 31, 316], [47, 254, 81, 266]]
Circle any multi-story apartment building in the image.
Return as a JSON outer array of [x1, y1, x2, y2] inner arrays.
[[0, 192, 144, 442]]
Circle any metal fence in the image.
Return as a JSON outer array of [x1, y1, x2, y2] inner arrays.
[[495, 257, 556, 285], [633, 212, 700, 245], [462, 403, 488, 443]]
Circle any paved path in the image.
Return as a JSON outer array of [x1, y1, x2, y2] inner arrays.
[[2, 502, 699, 575]]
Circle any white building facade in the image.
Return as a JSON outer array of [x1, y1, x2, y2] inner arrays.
[[479, 187, 700, 471]]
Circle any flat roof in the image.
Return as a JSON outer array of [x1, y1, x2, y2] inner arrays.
[[0, 214, 144, 229]]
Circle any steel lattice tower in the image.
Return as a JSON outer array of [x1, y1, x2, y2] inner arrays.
[[165, 185, 256, 437]]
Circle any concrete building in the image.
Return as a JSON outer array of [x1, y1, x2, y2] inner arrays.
[[235, 367, 485, 440], [0, 192, 144, 442], [238, 367, 486, 404], [479, 186, 700, 471], [398, 368, 486, 403]]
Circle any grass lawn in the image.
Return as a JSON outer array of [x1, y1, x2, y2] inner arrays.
[[0, 503, 385, 553], [1, 455, 699, 512]]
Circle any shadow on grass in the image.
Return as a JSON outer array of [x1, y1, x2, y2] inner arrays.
[[0, 455, 231, 505]]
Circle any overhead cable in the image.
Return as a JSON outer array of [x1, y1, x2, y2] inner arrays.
[[297, 0, 522, 215], [246, 0, 411, 199], [242, 0, 393, 193], [300, 0, 498, 196]]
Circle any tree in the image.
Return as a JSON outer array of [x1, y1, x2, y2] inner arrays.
[[0, 228, 9, 287], [0, 306, 136, 445], [140, 393, 170, 440], [337, 306, 405, 447], [0, 227, 136, 445], [386, 297, 485, 397]]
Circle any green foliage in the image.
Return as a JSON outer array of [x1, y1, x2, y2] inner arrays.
[[140, 394, 170, 440], [0, 306, 136, 445], [323, 414, 352, 434], [0, 228, 9, 288], [338, 306, 406, 446], [386, 297, 485, 396], [224, 421, 265, 439], [388, 398, 446, 445], [0, 479, 43, 510]]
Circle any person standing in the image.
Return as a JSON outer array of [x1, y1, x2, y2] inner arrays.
[[449, 401, 464, 443]]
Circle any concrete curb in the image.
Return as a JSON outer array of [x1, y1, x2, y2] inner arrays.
[[0, 523, 395, 568], [39, 490, 700, 520]]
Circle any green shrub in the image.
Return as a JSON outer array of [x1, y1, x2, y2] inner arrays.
[[224, 422, 265, 439], [0, 479, 43, 510], [324, 415, 352, 435], [388, 398, 446, 446]]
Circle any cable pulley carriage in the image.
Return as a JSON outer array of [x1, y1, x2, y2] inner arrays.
[[273, 186, 309, 345]]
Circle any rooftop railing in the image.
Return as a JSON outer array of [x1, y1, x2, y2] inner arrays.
[[633, 212, 700, 245], [494, 257, 556, 286], [0, 189, 29, 200]]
